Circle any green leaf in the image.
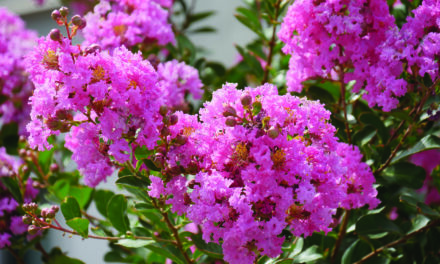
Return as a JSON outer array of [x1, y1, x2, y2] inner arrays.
[[252, 101, 262, 116], [47, 248, 85, 264], [289, 237, 304, 257], [61, 196, 82, 221], [187, 11, 216, 25], [292, 245, 323, 263], [116, 175, 150, 189], [66, 218, 89, 238], [341, 240, 359, 264], [359, 113, 389, 143], [188, 26, 216, 34], [392, 135, 440, 163], [134, 146, 153, 160], [356, 214, 401, 236], [191, 233, 223, 259], [146, 244, 185, 264], [135, 202, 154, 210], [0, 177, 23, 204], [94, 190, 114, 217], [49, 179, 70, 200], [69, 186, 93, 209], [382, 162, 426, 189], [107, 194, 129, 233], [143, 159, 160, 172], [235, 45, 264, 77], [307, 85, 336, 106], [352, 125, 377, 146], [117, 239, 153, 248], [38, 149, 54, 176], [235, 14, 265, 40]]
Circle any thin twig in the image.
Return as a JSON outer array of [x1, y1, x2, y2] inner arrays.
[[354, 219, 440, 264], [339, 69, 352, 144], [331, 210, 351, 263], [262, 0, 282, 84], [152, 199, 194, 264]]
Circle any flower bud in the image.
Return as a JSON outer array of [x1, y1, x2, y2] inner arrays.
[[28, 225, 39, 235], [50, 163, 59, 173], [19, 136, 26, 143], [174, 135, 188, 146], [267, 127, 279, 139], [160, 126, 170, 137], [51, 205, 60, 213], [22, 215, 32, 225], [51, 10, 61, 21], [153, 153, 165, 169], [85, 44, 101, 54], [225, 117, 236, 127], [71, 15, 86, 29], [159, 105, 168, 116], [49, 29, 62, 42], [59, 6, 69, 17], [169, 114, 178, 126], [223, 106, 237, 117], [55, 109, 73, 121], [19, 149, 27, 157], [241, 94, 252, 106], [162, 115, 170, 125], [46, 211, 55, 219]]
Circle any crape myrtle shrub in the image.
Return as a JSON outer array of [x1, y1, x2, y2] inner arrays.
[[1, 0, 440, 263]]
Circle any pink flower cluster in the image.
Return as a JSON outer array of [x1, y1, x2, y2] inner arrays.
[[25, 33, 164, 186], [149, 83, 379, 264], [278, 0, 407, 111], [157, 60, 203, 110], [0, 148, 39, 248], [82, 0, 175, 52], [25, 24, 202, 187], [0, 8, 37, 134]]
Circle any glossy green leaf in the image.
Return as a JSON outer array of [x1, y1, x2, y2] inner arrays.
[[187, 11, 215, 25], [94, 190, 114, 217], [191, 233, 223, 259], [38, 149, 54, 176], [145, 244, 185, 264], [47, 248, 85, 264], [116, 175, 150, 189], [286, 237, 304, 258], [392, 135, 440, 163], [69, 186, 93, 209], [359, 113, 389, 142], [134, 146, 153, 160], [61, 196, 82, 221], [66, 218, 89, 238], [382, 162, 426, 188], [292, 245, 323, 263], [235, 45, 264, 77], [252, 101, 262, 116], [107, 194, 129, 233], [234, 14, 265, 40], [356, 214, 401, 236], [341, 240, 359, 264], [116, 239, 153, 248], [0, 177, 22, 204]]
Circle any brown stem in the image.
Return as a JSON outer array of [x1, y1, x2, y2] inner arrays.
[[6, 247, 24, 264], [354, 219, 440, 264], [152, 199, 193, 264], [375, 79, 438, 174], [262, 0, 282, 84], [331, 210, 351, 263], [339, 69, 352, 144], [375, 124, 412, 175], [35, 242, 49, 259]]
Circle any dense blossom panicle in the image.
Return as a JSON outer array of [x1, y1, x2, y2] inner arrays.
[[157, 60, 203, 110], [150, 83, 379, 263], [82, 0, 174, 52], [0, 147, 39, 248], [390, 0, 440, 82], [410, 150, 440, 205], [278, 0, 406, 111], [26, 33, 165, 186], [0, 8, 37, 134]]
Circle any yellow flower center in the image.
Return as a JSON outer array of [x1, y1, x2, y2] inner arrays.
[[42, 49, 59, 70]]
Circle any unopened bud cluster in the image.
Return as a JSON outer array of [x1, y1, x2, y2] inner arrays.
[[22, 204, 59, 235]]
